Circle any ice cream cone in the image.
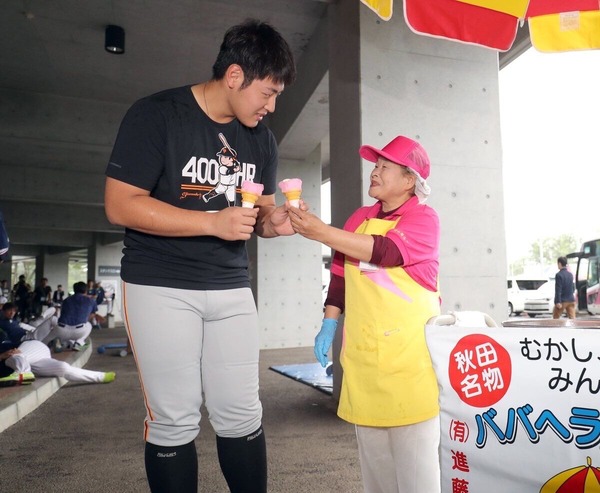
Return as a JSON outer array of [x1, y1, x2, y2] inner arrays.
[[240, 180, 264, 208], [283, 190, 301, 207], [278, 178, 303, 207], [241, 191, 259, 208]]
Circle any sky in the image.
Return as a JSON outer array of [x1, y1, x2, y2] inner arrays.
[[499, 47, 600, 267]]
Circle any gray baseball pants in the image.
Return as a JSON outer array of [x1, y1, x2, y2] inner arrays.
[[122, 282, 262, 447]]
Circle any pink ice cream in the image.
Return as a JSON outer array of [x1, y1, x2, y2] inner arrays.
[[278, 178, 303, 207], [240, 180, 264, 208]]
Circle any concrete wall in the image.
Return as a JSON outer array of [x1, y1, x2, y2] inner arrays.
[[329, 3, 507, 325], [93, 241, 124, 323], [256, 145, 324, 349], [42, 251, 70, 295]]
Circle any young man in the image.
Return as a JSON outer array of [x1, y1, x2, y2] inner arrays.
[[12, 274, 31, 322], [32, 277, 52, 318], [0, 300, 56, 345], [553, 256, 576, 319], [49, 281, 104, 352], [52, 284, 66, 307], [104, 19, 297, 493]]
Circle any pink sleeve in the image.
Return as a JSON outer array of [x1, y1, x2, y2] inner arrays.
[[386, 205, 439, 267], [330, 250, 345, 277], [386, 205, 440, 291]]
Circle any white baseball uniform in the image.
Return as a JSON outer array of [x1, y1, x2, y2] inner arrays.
[[6, 340, 108, 383]]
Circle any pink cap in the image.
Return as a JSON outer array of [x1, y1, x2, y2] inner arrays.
[[359, 136, 431, 180]]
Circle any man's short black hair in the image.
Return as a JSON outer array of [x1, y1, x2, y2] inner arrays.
[[558, 256, 568, 267], [2, 302, 15, 312], [73, 281, 87, 294], [212, 19, 296, 88]]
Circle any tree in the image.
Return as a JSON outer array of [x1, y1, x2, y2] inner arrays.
[[529, 234, 579, 268], [508, 234, 580, 277]]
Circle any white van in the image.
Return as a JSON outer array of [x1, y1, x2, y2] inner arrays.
[[507, 277, 548, 316]]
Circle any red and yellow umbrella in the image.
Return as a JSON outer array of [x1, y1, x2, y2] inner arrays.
[[364, 0, 600, 53], [540, 457, 600, 493], [457, 0, 600, 52], [404, 0, 520, 51], [361, 0, 393, 21]]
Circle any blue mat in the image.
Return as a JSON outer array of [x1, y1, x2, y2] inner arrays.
[[269, 362, 333, 395]]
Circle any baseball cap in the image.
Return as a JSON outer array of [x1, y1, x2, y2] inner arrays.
[[359, 135, 431, 180]]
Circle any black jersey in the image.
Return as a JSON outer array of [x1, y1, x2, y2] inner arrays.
[[106, 85, 278, 290]]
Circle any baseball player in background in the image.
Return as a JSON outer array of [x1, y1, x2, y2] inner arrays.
[[0, 338, 115, 386], [49, 281, 105, 352]]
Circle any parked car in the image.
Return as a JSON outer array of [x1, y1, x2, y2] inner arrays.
[[507, 277, 548, 316], [524, 281, 555, 317]]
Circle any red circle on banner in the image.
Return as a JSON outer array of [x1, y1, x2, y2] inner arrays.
[[448, 334, 512, 408]]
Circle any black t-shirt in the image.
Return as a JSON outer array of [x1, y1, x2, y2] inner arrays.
[[106, 85, 278, 290]]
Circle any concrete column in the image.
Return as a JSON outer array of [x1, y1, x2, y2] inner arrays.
[[35, 254, 45, 286], [256, 145, 324, 349], [42, 251, 70, 296], [92, 241, 124, 324], [87, 244, 97, 285], [328, 1, 364, 228], [0, 256, 11, 286], [327, 4, 509, 399], [330, 4, 508, 323]]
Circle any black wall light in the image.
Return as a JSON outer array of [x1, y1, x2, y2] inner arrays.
[[105, 25, 125, 54]]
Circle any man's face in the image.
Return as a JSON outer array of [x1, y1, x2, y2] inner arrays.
[[231, 76, 284, 128]]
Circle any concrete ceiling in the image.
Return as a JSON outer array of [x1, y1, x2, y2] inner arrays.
[[0, 0, 527, 256], [0, 0, 332, 255]]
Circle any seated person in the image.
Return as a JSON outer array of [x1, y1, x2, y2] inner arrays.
[[0, 301, 56, 343], [47, 281, 105, 352]]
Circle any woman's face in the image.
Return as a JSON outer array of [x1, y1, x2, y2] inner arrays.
[[368, 157, 415, 208]]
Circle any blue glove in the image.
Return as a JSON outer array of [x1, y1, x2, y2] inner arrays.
[[314, 318, 338, 368]]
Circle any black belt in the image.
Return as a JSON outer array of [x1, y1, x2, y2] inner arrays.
[[58, 322, 85, 329]]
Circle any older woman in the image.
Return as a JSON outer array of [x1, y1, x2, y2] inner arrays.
[[289, 135, 441, 493]]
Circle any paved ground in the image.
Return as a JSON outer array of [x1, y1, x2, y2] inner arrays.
[[5, 314, 596, 492], [0, 326, 362, 493]]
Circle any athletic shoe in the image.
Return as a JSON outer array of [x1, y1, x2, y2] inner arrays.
[[102, 372, 116, 383], [0, 371, 35, 387], [72, 342, 90, 352], [53, 338, 63, 354]]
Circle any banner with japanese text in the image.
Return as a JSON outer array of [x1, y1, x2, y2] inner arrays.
[[425, 325, 600, 492]]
